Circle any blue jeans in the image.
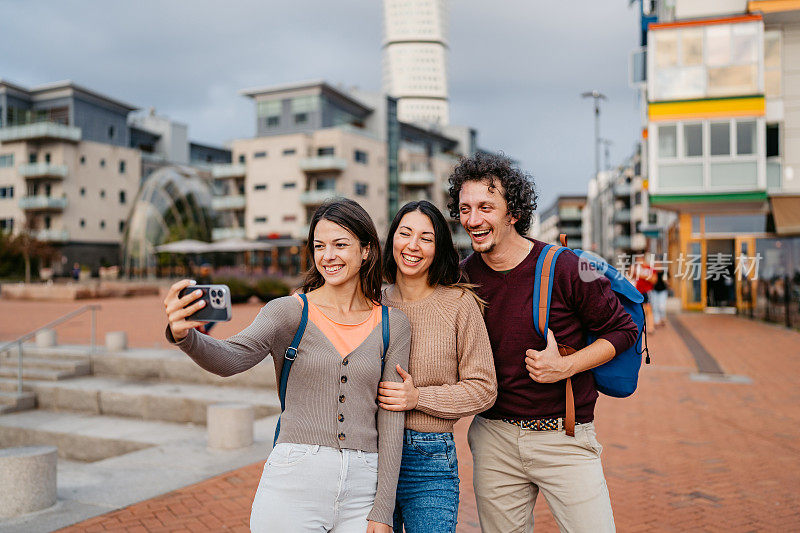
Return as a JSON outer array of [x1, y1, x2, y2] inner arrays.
[[393, 429, 459, 533]]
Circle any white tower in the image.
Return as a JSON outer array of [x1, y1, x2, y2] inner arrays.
[[382, 0, 449, 126]]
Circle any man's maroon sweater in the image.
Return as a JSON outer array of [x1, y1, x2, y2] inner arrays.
[[463, 240, 638, 423]]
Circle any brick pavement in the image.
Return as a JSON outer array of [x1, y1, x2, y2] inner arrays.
[[3, 296, 796, 532]]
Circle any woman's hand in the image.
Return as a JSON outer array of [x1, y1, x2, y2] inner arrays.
[[377, 364, 419, 411], [163, 279, 207, 341], [366, 520, 392, 533]]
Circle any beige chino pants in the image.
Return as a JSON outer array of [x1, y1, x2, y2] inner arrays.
[[467, 416, 615, 533]]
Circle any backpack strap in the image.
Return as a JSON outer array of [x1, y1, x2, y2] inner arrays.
[[273, 293, 309, 446], [381, 305, 389, 375], [532, 243, 576, 437], [559, 233, 568, 247]]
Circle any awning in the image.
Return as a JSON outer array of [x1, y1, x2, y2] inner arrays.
[[154, 239, 212, 253], [206, 238, 275, 252], [771, 196, 800, 235]]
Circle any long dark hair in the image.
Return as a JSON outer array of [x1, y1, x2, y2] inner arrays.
[[302, 199, 383, 304], [383, 201, 461, 286]]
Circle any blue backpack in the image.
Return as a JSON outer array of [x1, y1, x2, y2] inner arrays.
[[273, 293, 390, 446], [532, 235, 650, 435]]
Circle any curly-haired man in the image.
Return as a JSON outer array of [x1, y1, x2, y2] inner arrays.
[[449, 152, 638, 532]]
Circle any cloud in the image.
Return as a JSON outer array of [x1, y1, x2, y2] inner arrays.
[[0, 0, 642, 208]]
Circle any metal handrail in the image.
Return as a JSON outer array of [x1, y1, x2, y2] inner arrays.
[[0, 304, 100, 394]]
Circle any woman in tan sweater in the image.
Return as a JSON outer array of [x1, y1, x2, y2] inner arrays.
[[377, 200, 497, 533]]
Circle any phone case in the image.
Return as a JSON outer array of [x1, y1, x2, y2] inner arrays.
[[178, 284, 232, 322]]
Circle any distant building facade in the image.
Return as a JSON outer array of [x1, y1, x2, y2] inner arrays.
[[535, 195, 586, 249]]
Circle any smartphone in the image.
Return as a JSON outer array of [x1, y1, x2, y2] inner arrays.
[[178, 284, 232, 322]]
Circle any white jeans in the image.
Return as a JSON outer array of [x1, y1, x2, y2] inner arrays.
[[651, 290, 668, 324], [250, 443, 378, 532]]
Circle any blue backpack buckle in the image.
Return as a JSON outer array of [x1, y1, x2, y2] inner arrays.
[[285, 346, 298, 361]]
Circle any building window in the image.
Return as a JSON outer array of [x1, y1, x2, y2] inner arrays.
[[119, 160, 126, 174], [282, 148, 296, 156], [282, 182, 296, 189], [254, 184, 267, 191], [291, 95, 319, 113], [119, 220, 125, 233], [100, 158, 106, 168], [736, 121, 756, 155], [0, 218, 13, 232], [44, 215, 51, 229], [119, 190, 126, 204], [100, 220, 106, 229], [254, 151, 267, 158], [80, 155, 85, 165], [710, 122, 730, 156], [254, 216, 267, 223], [354, 182, 368, 196], [0, 186, 14, 198], [283, 215, 297, 222], [44, 153, 51, 163], [294, 113, 308, 124], [267, 116, 280, 127], [317, 147, 335, 156], [0, 154, 13, 167], [108, 125, 115, 139], [258, 100, 282, 118], [29, 153, 37, 164], [683, 123, 703, 157], [354, 150, 368, 164], [657, 125, 677, 158], [100, 189, 106, 199], [80, 187, 86, 197], [80, 219, 86, 228], [767, 123, 780, 157], [238, 154, 245, 163], [765, 30, 782, 98]]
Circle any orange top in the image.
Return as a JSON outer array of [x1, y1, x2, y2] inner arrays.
[[294, 294, 382, 358]]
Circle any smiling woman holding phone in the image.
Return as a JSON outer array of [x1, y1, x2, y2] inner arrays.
[[162, 199, 411, 532]]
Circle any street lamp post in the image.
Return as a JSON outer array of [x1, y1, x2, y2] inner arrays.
[[581, 90, 607, 179]]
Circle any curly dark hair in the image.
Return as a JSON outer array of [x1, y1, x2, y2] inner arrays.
[[447, 151, 537, 235]]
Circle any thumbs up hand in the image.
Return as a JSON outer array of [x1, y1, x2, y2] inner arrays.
[[378, 364, 419, 411], [525, 329, 572, 383]]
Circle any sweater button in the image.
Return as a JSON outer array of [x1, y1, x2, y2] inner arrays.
[[342, 358, 348, 366], [338, 432, 346, 441], [340, 375, 347, 383], [338, 414, 344, 422], [339, 394, 346, 403]]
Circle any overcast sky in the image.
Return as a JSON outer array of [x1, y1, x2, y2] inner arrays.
[[1, 0, 642, 210]]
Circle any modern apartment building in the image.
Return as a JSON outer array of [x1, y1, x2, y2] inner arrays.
[[0, 80, 142, 270], [0, 80, 230, 276], [211, 80, 477, 261], [636, 0, 800, 314], [535, 195, 586, 249], [382, 0, 450, 125]]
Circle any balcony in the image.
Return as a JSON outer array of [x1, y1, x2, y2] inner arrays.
[[613, 209, 631, 223], [211, 195, 246, 211], [0, 123, 81, 143], [30, 228, 70, 242], [299, 156, 347, 173], [18, 163, 68, 180], [19, 195, 67, 211], [211, 164, 246, 179], [212, 227, 246, 241], [299, 189, 339, 205], [399, 170, 435, 186]]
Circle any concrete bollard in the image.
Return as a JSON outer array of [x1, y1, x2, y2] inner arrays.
[[35, 329, 57, 348], [207, 403, 254, 449], [105, 331, 128, 352], [0, 446, 58, 517]]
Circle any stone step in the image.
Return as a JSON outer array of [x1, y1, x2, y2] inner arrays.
[[0, 366, 79, 381], [0, 344, 94, 361], [0, 378, 32, 393], [0, 356, 91, 374], [0, 391, 36, 414], [90, 348, 275, 389], [28, 376, 280, 425]]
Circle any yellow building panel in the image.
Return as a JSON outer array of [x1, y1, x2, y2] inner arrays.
[[748, 0, 800, 14], [648, 96, 765, 122]]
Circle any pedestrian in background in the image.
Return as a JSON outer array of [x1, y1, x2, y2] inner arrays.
[[163, 199, 411, 533], [378, 200, 497, 533], [650, 268, 669, 328]]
